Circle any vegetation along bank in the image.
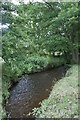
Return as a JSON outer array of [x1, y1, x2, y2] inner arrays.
[[33, 65, 78, 118]]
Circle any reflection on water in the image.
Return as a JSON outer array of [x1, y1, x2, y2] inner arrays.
[[6, 66, 67, 118]]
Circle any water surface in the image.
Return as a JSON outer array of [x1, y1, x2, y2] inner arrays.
[[6, 66, 67, 118]]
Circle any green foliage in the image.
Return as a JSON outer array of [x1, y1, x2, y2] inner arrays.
[[1, 1, 79, 119], [1, 107, 7, 119]]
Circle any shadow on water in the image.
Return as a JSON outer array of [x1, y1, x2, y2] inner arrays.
[[6, 66, 68, 118]]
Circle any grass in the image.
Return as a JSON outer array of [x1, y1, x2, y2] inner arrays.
[[0, 59, 7, 119], [33, 65, 78, 118], [0, 78, 2, 120], [0, 60, 2, 119]]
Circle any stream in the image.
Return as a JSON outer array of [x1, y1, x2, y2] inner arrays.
[[6, 66, 67, 118]]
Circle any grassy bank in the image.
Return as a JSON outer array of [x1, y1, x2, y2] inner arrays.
[[33, 65, 78, 118], [0, 78, 2, 120]]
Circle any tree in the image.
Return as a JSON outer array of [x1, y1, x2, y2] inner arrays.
[[52, 2, 79, 63], [2, 2, 79, 68]]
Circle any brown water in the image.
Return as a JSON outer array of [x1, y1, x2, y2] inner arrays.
[[6, 66, 67, 119]]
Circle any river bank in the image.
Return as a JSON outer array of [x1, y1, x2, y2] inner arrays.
[[33, 65, 78, 118]]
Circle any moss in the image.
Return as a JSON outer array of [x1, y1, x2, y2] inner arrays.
[[33, 65, 78, 118]]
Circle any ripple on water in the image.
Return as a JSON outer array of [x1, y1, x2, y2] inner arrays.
[[6, 66, 67, 118]]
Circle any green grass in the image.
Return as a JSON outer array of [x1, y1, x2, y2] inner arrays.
[[0, 60, 7, 119], [33, 65, 78, 118], [0, 78, 2, 120], [0, 60, 2, 119]]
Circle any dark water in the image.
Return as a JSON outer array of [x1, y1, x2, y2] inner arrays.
[[6, 66, 67, 118]]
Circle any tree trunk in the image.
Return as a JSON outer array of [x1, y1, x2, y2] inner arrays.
[[72, 49, 78, 63], [70, 31, 78, 63]]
